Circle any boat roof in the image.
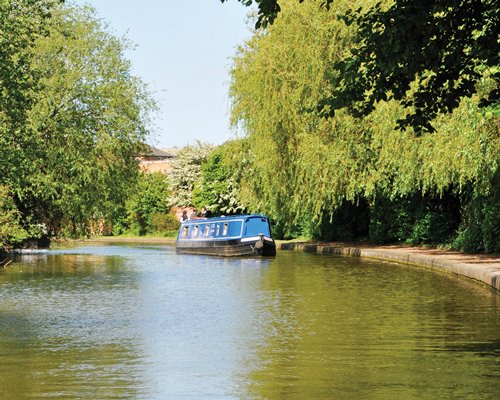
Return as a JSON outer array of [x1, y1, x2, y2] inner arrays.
[[180, 214, 268, 225]]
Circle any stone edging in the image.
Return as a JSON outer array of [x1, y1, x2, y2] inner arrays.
[[280, 242, 500, 292]]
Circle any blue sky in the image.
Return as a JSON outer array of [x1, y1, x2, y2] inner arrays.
[[74, 0, 253, 148]]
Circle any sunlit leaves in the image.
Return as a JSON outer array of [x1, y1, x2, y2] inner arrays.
[[318, 0, 499, 132], [229, 0, 499, 239], [0, 1, 156, 238], [226, 0, 498, 132], [168, 142, 214, 208]]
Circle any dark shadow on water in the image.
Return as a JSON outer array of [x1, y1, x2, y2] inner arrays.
[[445, 340, 500, 357]]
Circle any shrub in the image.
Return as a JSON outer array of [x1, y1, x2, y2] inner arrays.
[[151, 212, 180, 236], [0, 185, 29, 248], [369, 192, 461, 245], [121, 172, 170, 236], [452, 175, 500, 253]]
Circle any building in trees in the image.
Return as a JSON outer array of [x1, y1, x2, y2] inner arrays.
[[138, 145, 179, 174]]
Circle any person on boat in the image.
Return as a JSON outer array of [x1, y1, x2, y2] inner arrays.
[[188, 208, 198, 220], [198, 207, 209, 218], [180, 210, 188, 222]]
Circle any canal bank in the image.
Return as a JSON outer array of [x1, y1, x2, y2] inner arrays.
[[280, 241, 500, 291]]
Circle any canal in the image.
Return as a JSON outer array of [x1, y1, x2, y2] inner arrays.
[[0, 243, 498, 399]]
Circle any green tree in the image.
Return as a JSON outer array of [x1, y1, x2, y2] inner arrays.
[[168, 142, 214, 208], [230, 0, 363, 236], [1, 3, 156, 238], [0, 0, 58, 193], [0, 186, 29, 249], [122, 172, 172, 236], [224, 0, 498, 131], [321, 0, 499, 133], [229, 0, 499, 249], [192, 140, 247, 215]]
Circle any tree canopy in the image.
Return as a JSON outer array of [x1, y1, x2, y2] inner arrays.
[[229, 0, 499, 248], [223, 0, 499, 132], [322, 0, 499, 133], [0, 1, 156, 238], [168, 142, 214, 208]]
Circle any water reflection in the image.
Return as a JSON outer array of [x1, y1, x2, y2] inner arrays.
[[0, 248, 145, 399], [240, 252, 500, 400], [0, 244, 498, 399]]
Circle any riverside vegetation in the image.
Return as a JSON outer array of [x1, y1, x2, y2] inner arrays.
[[1, 0, 498, 254]]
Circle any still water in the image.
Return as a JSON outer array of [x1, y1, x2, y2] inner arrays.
[[0, 243, 498, 399]]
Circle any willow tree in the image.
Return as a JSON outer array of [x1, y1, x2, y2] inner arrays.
[[230, 0, 377, 236], [224, 0, 499, 132], [229, 0, 499, 246]]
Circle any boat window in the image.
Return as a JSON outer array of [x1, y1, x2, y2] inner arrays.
[[182, 226, 188, 238], [222, 223, 228, 236], [215, 224, 220, 236], [193, 225, 199, 237], [204, 225, 210, 236], [244, 216, 271, 237]]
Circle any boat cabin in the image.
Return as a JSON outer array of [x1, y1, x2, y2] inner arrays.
[[176, 215, 276, 256]]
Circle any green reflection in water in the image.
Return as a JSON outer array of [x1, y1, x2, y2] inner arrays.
[[241, 252, 499, 400], [0, 251, 144, 399], [0, 246, 498, 400]]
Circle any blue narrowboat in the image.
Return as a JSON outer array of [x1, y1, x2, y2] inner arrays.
[[176, 214, 276, 256]]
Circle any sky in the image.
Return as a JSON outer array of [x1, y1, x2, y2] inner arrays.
[[73, 0, 253, 149]]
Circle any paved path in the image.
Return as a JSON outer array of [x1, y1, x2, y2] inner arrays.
[[280, 241, 500, 291]]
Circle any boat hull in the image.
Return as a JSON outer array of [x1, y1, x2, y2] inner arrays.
[[176, 238, 276, 257]]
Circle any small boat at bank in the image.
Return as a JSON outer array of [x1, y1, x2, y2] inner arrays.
[[176, 214, 276, 257]]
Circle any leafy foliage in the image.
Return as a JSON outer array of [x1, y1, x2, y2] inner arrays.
[[321, 0, 499, 133], [120, 173, 171, 236], [0, 2, 155, 242], [226, 0, 498, 131], [230, 0, 375, 235], [0, 0, 57, 198], [229, 0, 499, 251], [452, 174, 500, 253], [150, 212, 180, 237], [369, 192, 461, 245], [0, 186, 29, 249], [168, 142, 214, 208], [192, 140, 247, 215]]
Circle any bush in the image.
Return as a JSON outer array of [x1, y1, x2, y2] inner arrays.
[[452, 176, 500, 253], [151, 212, 180, 236], [123, 172, 170, 236], [369, 192, 461, 245], [0, 185, 29, 248]]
